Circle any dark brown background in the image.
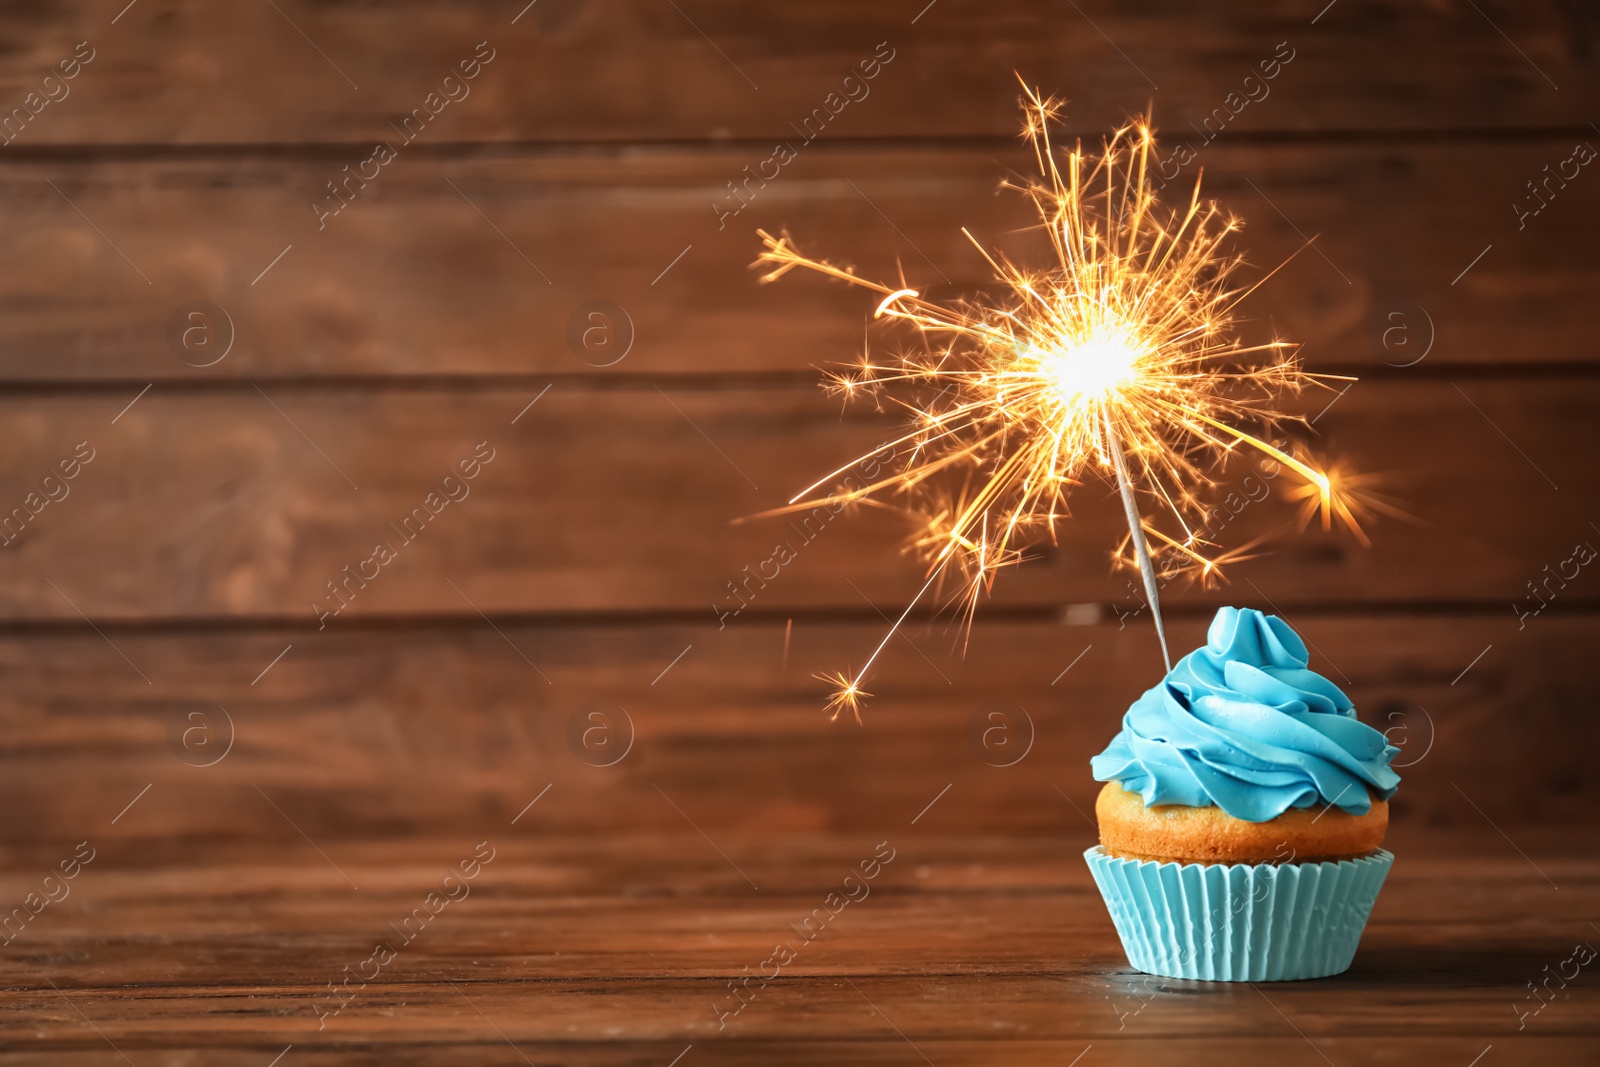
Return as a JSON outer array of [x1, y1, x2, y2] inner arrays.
[[0, 1, 1597, 1063]]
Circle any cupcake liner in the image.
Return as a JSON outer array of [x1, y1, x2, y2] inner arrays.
[[1083, 846, 1393, 981]]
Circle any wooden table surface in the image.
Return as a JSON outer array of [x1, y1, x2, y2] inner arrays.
[[4, 826, 1597, 1064]]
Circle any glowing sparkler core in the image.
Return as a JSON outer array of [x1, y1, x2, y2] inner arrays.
[[1040, 321, 1142, 410], [754, 82, 1360, 723]]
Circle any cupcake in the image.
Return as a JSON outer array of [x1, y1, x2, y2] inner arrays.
[[1084, 606, 1400, 981]]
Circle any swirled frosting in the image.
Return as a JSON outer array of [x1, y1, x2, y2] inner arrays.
[[1091, 607, 1400, 823]]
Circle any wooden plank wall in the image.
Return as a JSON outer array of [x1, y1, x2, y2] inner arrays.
[[0, 0, 1595, 846]]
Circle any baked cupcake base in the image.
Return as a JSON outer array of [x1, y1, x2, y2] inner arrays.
[[1096, 782, 1388, 864], [1085, 845, 1394, 981]]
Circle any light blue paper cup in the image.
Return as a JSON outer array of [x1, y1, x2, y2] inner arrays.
[[1084, 845, 1393, 981]]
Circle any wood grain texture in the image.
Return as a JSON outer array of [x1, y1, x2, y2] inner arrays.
[[0, 3, 1594, 1059], [0, 376, 1587, 619], [0, 837, 1595, 1058], [3, 1047, 1596, 1067], [13, 1043, 1590, 1067], [0, 1, 1589, 146], [0, 139, 1592, 381], [1, 614, 1594, 843]]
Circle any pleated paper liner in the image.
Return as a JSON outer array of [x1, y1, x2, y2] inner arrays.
[[1084, 845, 1394, 981]]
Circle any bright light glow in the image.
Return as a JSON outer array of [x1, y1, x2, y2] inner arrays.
[[1038, 321, 1143, 410], [753, 81, 1362, 722]]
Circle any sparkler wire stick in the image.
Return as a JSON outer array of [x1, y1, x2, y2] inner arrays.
[[1103, 408, 1171, 672]]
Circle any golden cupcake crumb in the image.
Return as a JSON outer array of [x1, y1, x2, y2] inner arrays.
[[1096, 782, 1388, 864]]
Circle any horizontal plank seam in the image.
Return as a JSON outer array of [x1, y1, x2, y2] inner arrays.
[[2, 600, 1599, 635], [9, 969, 1574, 994], [0, 126, 1596, 162], [3, 362, 1600, 397], [0, 1034, 1576, 1049]]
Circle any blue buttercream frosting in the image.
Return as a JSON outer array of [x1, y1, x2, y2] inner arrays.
[[1091, 607, 1400, 823]]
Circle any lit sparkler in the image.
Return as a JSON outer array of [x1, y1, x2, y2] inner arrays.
[[755, 82, 1356, 722]]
